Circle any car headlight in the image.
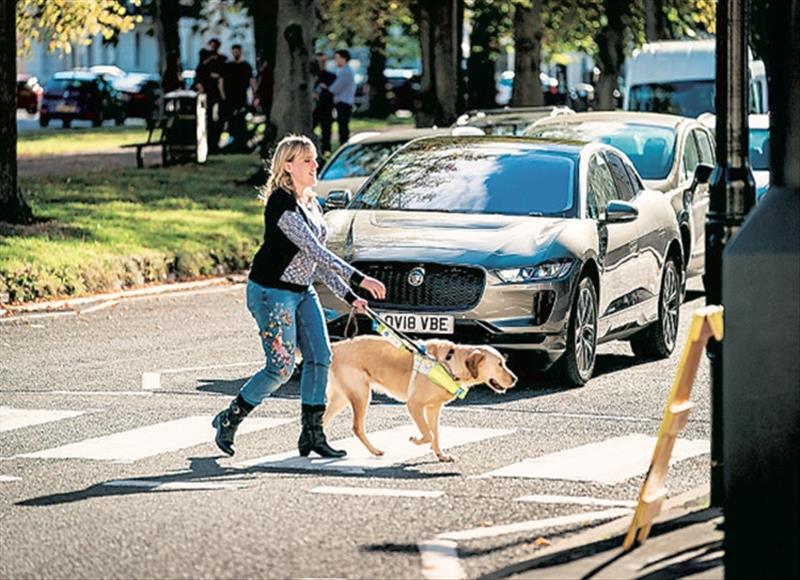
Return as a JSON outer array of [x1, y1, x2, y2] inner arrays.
[[493, 259, 574, 284]]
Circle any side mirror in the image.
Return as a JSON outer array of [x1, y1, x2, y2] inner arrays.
[[323, 189, 352, 212], [603, 200, 639, 223], [689, 163, 714, 193]]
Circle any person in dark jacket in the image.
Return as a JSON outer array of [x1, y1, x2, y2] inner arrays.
[[213, 134, 386, 458], [313, 52, 337, 154]]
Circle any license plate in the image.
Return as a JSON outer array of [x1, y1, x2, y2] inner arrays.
[[55, 103, 76, 113], [380, 313, 454, 335]]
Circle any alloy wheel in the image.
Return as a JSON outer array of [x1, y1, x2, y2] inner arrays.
[[661, 264, 680, 352], [574, 285, 597, 378]]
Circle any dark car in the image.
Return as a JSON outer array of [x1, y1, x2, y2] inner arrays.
[[112, 73, 162, 128], [319, 137, 683, 387], [39, 71, 126, 128], [17, 74, 43, 114]]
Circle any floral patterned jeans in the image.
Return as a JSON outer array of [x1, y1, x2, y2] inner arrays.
[[239, 280, 333, 407]]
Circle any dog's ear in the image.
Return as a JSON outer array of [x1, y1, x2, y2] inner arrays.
[[466, 350, 486, 379]]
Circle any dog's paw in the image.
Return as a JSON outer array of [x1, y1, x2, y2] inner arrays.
[[436, 453, 455, 463]]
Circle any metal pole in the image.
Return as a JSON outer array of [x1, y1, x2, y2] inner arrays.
[[706, 0, 756, 507]]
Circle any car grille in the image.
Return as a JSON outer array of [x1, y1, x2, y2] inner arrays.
[[352, 261, 485, 312]]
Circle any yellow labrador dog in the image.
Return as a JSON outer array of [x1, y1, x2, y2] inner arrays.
[[323, 335, 518, 462]]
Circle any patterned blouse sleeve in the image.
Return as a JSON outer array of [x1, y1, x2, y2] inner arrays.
[[277, 211, 365, 285], [315, 268, 359, 305]]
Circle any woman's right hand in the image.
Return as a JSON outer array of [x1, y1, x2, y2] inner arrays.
[[360, 276, 386, 300], [352, 297, 368, 313]]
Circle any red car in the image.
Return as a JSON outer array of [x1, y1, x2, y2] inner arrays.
[[16, 74, 43, 114]]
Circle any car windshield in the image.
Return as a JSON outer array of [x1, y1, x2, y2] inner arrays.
[[350, 140, 577, 217], [750, 128, 770, 170], [320, 141, 408, 180], [627, 80, 715, 118], [525, 122, 676, 180]]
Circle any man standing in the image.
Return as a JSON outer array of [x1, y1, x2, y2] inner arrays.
[[313, 52, 336, 154], [224, 44, 256, 152], [194, 38, 226, 153], [327, 49, 356, 147]]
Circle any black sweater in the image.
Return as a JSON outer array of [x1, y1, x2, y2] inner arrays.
[[249, 188, 364, 304]]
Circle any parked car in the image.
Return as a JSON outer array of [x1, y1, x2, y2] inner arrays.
[[383, 68, 420, 112], [698, 112, 771, 200], [319, 136, 683, 386], [182, 69, 196, 90], [112, 73, 162, 128], [525, 112, 715, 289], [496, 70, 566, 107], [16, 74, 43, 114], [39, 71, 126, 128], [317, 127, 484, 202], [454, 106, 574, 136]]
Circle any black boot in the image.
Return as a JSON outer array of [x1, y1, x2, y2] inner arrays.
[[212, 394, 254, 456], [298, 404, 346, 458]]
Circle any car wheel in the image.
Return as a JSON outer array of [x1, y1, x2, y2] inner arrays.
[[92, 113, 103, 127], [554, 276, 598, 387], [115, 112, 125, 126], [62, 118, 71, 128], [39, 115, 49, 128], [631, 259, 680, 359], [27, 106, 38, 115]]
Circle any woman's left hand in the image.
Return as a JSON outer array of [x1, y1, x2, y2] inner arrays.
[[360, 276, 386, 300]]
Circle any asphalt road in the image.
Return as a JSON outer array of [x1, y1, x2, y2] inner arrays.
[[0, 281, 711, 579]]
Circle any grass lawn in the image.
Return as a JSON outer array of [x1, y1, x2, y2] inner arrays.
[[1, 155, 265, 304], [17, 114, 415, 157]]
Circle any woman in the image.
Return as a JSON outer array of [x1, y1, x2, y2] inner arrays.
[[213, 134, 386, 458]]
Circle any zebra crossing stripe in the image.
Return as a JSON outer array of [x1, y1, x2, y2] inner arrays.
[[0, 406, 85, 432], [0, 475, 22, 483], [310, 486, 444, 498], [236, 426, 514, 473], [479, 434, 710, 484], [515, 494, 638, 508], [17, 416, 293, 463], [103, 479, 246, 491]]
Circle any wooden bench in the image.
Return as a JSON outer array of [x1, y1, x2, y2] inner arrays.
[[120, 123, 165, 168]]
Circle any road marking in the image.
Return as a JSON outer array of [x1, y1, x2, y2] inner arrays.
[[237, 426, 514, 473], [0, 406, 86, 432], [419, 539, 465, 579], [515, 494, 638, 508], [49, 390, 155, 397], [310, 486, 444, 498], [141, 360, 262, 390], [78, 300, 118, 314], [0, 475, 22, 483], [0, 310, 77, 324], [103, 479, 246, 491], [437, 508, 632, 541], [18, 416, 293, 463], [479, 434, 710, 484]]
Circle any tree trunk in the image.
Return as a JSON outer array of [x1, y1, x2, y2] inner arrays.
[[155, 0, 181, 86], [431, 0, 459, 125], [270, 0, 317, 144], [595, 0, 628, 110], [0, 0, 33, 225], [644, 0, 669, 42], [366, 1, 389, 119], [510, 0, 544, 107], [467, 0, 503, 110], [415, 0, 436, 126], [415, 0, 459, 126], [250, 0, 278, 77], [455, 0, 466, 114]]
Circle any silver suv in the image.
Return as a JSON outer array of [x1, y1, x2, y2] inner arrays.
[[318, 136, 682, 386]]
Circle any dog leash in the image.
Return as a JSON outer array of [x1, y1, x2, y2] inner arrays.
[[361, 307, 469, 399]]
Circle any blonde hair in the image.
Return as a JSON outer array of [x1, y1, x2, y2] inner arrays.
[[260, 134, 317, 203]]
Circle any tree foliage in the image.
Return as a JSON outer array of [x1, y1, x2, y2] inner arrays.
[[16, 0, 142, 55]]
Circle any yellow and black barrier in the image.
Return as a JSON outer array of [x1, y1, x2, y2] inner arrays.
[[623, 305, 724, 552]]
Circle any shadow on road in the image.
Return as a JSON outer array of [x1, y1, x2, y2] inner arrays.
[[15, 454, 460, 507]]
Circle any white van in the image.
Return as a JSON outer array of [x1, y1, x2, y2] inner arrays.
[[624, 39, 768, 117]]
